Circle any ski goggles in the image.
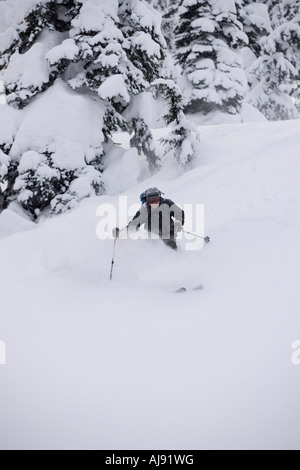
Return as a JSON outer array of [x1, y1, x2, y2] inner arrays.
[[147, 196, 160, 204]]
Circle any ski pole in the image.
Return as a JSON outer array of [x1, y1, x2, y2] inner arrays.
[[182, 230, 211, 244], [109, 238, 117, 280]]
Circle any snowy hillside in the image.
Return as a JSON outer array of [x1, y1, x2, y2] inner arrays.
[[0, 118, 300, 450]]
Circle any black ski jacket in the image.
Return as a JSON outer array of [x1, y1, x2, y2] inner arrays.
[[128, 198, 185, 240]]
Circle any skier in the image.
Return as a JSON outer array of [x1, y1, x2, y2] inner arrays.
[[113, 188, 185, 250]]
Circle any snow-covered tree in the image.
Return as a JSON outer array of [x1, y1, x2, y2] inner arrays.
[[0, 0, 105, 216], [146, 0, 179, 52], [161, 115, 201, 168], [268, 0, 300, 26], [160, 1, 179, 53], [150, 80, 200, 168], [237, 2, 271, 94], [247, 0, 299, 120], [145, 0, 165, 8], [117, 0, 168, 167], [267, 1, 300, 67], [0, 81, 5, 104], [151, 78, 184, 125], [0, 0, 177, 217], [0, 0, 79, 107], [240, 0, 271, 57], [213, 0, 248, 48], [175, 0, 248, 115], [0, 150, 17, 214], [129, 117, 162, 172], [267, 1, 300, 84], [247, 43, 298, 120], [0, 102, 19, 213]]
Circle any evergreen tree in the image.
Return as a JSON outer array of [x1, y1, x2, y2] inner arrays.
[[145, 0, 202, 167], [237, 1, 271, 93], [151, 79, 184, 125], [0, 149, 18, 214], [0, 0, 78, 107], [161, 115, 201, 168], [129, 118, 162, 172], [175, 0, 248, 115], [240, 0, 271, 57], [151, 80, 200, 168], [267, 0, 300, 65], [0, 0, 104, 216], [268, 0, 300, 26], [145, 0, 179, 53], [0, 81, 5, 104], [145, 0, 165, 8], [161, 1, 179, 53], [50, 0, 171, 172], [117, 0, 168, 169], [0, 0, 176, 216], [247, 0, 299, 120], [267, 0, 300, 78]]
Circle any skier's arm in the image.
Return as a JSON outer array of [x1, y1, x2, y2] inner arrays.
[[165, 199, 185, 234], [173, 203, 185, 227], [164, 199, 185, 226], [112, 208, 147, 239], [128, 206, 148, 233], [174, 206, 184, 234]]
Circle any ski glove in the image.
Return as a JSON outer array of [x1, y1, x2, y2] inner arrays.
[[112, 227, 120, 239], [174, 220, 183, 235]]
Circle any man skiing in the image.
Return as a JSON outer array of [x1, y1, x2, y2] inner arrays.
[[113, 188, 185, 250]]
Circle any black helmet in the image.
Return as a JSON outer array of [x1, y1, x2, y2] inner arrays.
[[145, 188, 162, 204], [145, 188, 161, 199]]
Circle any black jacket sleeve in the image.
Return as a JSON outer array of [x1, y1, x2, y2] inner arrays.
[[163, 199, 185, 226], [128, 206, 148, 232]]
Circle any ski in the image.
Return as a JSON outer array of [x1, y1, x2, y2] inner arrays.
[[193, 284, 204, 291], [174, 287, 187, 293], [174, 285, 203, 293]]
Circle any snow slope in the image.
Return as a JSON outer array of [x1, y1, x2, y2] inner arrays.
[[0, 119, 300, 450]]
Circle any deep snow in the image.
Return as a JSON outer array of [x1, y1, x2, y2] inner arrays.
[[0, 118, 300, 450]]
